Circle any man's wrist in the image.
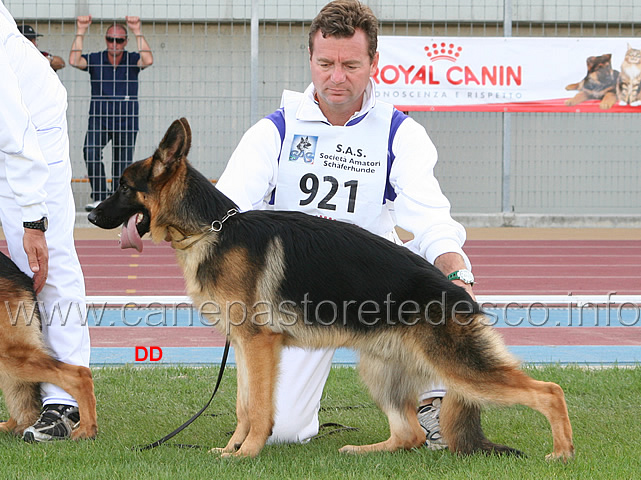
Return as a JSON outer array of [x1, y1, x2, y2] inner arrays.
[[23, 227, 45, 237], [447, 269, 474, 286], [452, 279, 472, 289], [23, 216, 48, 232]]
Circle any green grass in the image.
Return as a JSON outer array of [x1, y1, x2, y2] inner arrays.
[[1, 365, 640, 479]]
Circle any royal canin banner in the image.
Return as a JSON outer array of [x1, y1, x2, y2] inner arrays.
[[375, 36, 641, 112]]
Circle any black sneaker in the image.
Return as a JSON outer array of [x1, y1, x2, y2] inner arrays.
[[23, 404, 80, 442]]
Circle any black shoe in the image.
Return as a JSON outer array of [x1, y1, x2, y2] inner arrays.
[[23, 404, 80, 442]]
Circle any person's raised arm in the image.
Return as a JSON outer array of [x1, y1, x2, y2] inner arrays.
[[69, 15, 92, 69], [126, 16, 153, 68]]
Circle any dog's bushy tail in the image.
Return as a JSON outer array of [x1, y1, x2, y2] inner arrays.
[[440, 394, 524, 457]]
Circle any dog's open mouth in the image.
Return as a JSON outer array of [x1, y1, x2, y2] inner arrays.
[[120, 213, 150, 252]]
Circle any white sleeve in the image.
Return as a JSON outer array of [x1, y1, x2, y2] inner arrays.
[[389, 117, 471, 268], [0, 31, 49, 222], [216, 118, 282, 212]]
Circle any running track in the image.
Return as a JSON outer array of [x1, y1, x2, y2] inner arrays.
[[3, 236, 641, 365]]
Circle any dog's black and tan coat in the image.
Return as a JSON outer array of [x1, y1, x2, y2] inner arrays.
[[0, 252, 97, 438], [89, 118, 574, 460]]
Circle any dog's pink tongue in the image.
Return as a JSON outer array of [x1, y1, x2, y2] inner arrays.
[[119, 215, 143, 252]]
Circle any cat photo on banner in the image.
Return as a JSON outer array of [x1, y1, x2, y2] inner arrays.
[[616, 44, 641, 106], [565, 44, 641, 109]]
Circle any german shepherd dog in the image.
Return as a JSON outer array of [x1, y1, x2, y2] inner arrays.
[[0, 251, 97, 439], [88, 118, 574, 460], [565, 53, 619, 109]]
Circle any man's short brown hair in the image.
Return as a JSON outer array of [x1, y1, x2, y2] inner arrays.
[[309, 0, 378, 61]]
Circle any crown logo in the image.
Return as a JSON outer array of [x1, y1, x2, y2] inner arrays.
[[424, 42, 463, 62]]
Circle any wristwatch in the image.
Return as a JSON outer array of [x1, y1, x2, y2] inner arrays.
[[447, 269, 474, 286], [23, 216, 48, 232]]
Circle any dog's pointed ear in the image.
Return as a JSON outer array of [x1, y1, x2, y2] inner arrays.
[[155, 118, 192, 168]]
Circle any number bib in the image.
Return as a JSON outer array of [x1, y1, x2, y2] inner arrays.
[[274, 91, 394, 234]]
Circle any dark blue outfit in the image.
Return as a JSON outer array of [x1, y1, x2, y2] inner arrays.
[[81, 50, 141, 200]]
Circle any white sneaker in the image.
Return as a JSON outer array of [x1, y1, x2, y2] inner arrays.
[[85, 200, 101, 212], [417, 397, 447, 450], [23, 404, 80, 442]]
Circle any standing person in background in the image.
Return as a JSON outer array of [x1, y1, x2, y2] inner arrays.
[[1, 3, 91, 442], [216, 0, 476, 450], [69, 15, 153, 211], [17, 24, 66, 71]]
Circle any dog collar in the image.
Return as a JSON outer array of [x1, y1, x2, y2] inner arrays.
[[169, 208, 239, 250], [208, 208, 238, 232]]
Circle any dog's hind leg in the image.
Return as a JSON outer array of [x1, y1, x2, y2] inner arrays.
[[0, 379, 40, 435], [476, 368, 574, 461], [340, 352, 425, 453], [439, 393, 523, 457], [427, 315, 573, 461], [2, 351, 97, 439], [439, 357, 573, 460]]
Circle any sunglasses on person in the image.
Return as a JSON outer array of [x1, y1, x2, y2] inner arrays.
[[105, 36, 127, 44]]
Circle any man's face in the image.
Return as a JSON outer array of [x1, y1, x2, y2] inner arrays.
[[105, 26, 128, 56], [309, 28, 378, 118]]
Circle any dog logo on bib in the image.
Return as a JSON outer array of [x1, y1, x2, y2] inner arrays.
[[289, 135, 318, 164]]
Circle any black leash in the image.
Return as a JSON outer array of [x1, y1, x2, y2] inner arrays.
[[133, 339, 231, 451], [310, 422, 359, 440]]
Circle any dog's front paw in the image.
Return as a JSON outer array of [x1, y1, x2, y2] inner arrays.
[[600, 98, 616, 109], [209, 446, 241, 457], [70, 424, 98, 440], [545, 449, 575, 463], [210, 446, 258, 459]]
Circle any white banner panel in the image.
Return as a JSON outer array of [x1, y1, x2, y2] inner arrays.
[[376, 36, 641, 112]]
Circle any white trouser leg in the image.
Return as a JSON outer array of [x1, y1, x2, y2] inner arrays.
[[0, 158, 89, 407], [419, 385, 447, 403], [267, 346, 335, 444]]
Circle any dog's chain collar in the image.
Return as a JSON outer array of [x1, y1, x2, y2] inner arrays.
[[170, 208, 239, 250], [208, 208, 238, 232]]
